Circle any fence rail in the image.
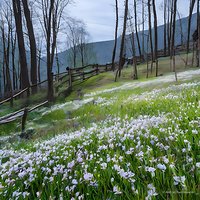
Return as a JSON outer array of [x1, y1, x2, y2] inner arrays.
[[0, 63, 112, 106], [0, 101, 48, 131], [0, 63, 112, 130]]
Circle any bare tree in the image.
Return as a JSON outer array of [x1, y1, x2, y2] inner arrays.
[[133, 0, 142, 62], [141, 0, 147, 59], [152, 0, 158, 77], [77, 23, 89, 67], [38, 0, 70, 101], [115, 0, 129, 81], [127, 14, 138, 80], [111, 0, 119, 71], [22, 0, 37, 93], [0, 9, 13, 101], [186, 0, 196, 66], [148, 0, 154, 73], [12, 0, 30, 92], [167, 0, 173, 57], [197, 0, 200, 67], [66, 18, 87, 68], [170, 0, 178, 81], [163, 0, 167, 56]]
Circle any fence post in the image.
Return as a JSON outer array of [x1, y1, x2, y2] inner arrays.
[[82, 72, 85, 80], [67, 67, 72, 89], [27, 87, 30, 97], [21, 108, 28, 133], [96, 64, 99, 75], [10, 91, 13, 107]]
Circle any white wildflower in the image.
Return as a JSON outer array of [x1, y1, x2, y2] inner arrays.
[[83, 173, 93, 181], [113, 185, 122, 194], [157, 164, 166, 171]]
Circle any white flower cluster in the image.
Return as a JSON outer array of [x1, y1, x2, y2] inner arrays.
[[0, 79, 200, 199], [127, 81, 200, 103]]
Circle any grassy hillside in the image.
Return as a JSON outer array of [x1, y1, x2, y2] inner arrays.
[[0, 52, 198, 136], [0, 52, 200, 199]]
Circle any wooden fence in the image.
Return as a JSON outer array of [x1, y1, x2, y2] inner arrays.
[[0, 63, 112, 131], [0, 63, 113, 107], [0, 101, 48, 132]]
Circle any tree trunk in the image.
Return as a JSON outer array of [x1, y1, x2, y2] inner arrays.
[[134, 0, 142, 62], [115, 0, 128, 81], [12, 0, 30, 92], [152, 0, 158, 77], [167, 0, 173, 57], [11, 32, 17, 91], [112, 0, 119, 71], [164, 0, 167, 56], [1, 19, 13, 106], [142, 0, 145, 59], [146, 34, 150, 78], [171, 0, 178, 81], [38, 48, 41, 83], [148, 0, 154, 74], [197, 0, 200, 67], [128, 16, 138, 80], [47, 0, 55, 102], [22, 0, 37, 94], [56, 46, 60, 79], [186, 0, 196, 66]]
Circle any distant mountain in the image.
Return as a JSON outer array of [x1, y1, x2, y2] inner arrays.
[[50, 13, 197, 77]]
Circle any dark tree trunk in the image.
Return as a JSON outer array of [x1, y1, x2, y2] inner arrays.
[[37, 48, 41, 83], [2, 58, 6, 95], [11, 32, 17, 91], [167, 0, 173, 57], [1, 19, 13, 106], [22, 0, 37, 93], [12, 0, 30, 92], [73, 46, 76, 68], [112, 0, 118, 71], [142, 0, 145, 58], [46, 0, 55, 102], [171, 0, 178, 81], [56, 46, 60, 81], [134, 0, 142, 62], [186, 0, 196, 66], [164, 0, 167, 56], [115, 0, 128, 81], [197, 0, 200, 67], [128, 16, 138, 80], [148, 0, 154, 73], [146, 33, 150, 78], [1, 25, 12, 96], [152, 0, 158, 77]]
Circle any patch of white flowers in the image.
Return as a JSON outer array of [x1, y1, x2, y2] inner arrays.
[[0, 80, 199, 199], [127, 81, 200, 103]]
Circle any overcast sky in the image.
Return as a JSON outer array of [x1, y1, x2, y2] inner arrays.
[[68, 0, 192, 43]]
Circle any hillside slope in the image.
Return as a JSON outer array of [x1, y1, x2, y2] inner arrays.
[[0, 66, 200, 199], [54, 13, 197, 71]]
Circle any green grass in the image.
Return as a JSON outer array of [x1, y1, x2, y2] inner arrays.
[[0, 79, 200, 199]]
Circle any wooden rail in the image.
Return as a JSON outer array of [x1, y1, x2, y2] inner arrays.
[[0, 101, 48, 132], [0, 63, 112, 106], [0, 63, 113, 132]]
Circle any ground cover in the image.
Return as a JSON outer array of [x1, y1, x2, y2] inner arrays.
[[0, 72, 200, 199]]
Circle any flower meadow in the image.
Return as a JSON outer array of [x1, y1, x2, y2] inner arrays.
[[0, 81, 200, 199]]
